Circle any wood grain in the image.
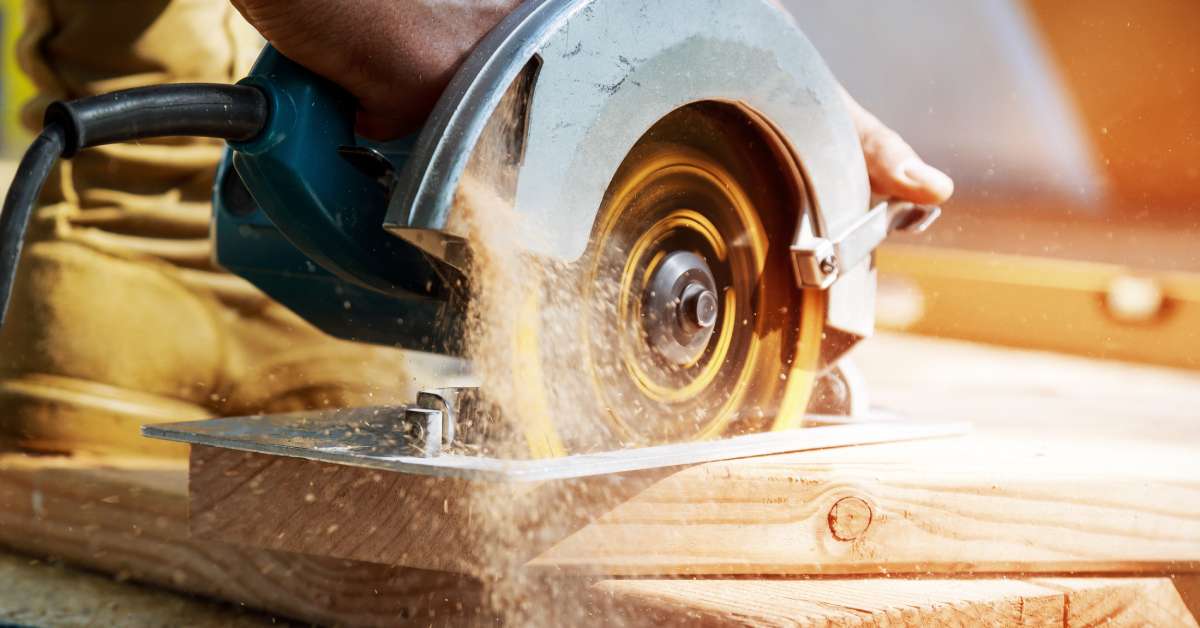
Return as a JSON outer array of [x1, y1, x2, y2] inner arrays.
[[535, 436, 1200, 575], [594, 577, 1198, 627], [189, 434, 1200, 577], [0, 454, 483, 627], [1032, 577, 1198, 627], [4, 452, 1194, 626], [188, 443, 671, 574], [188, 331, 1200, 578], [184, 333, 1200, 581]]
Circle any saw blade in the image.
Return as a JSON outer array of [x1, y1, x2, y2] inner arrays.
[[499, 103, 827, 456]]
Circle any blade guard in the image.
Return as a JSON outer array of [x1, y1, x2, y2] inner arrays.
[[384, 0, 878, 340]]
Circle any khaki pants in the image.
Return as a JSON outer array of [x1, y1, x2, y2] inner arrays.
[[1, 0, 425, 456]]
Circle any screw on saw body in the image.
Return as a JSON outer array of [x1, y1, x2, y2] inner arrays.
[[818, 255, 839, 276]]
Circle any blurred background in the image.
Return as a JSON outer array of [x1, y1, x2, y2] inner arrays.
[[0, 0, 33, 158], [782, 0, 1200, 270], [783, 0, 1200, 367], [0, 0, 1196, 365]]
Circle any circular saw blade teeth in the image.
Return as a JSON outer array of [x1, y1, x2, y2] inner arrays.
[[492, 104, 826, 455]]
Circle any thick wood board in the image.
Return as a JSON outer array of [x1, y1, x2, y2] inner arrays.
[[186, 332, 1200, 577], [0, 454, 482, 627], [2, 454, 1195, 627], [190, 434, 1200, 576], [595, 577, 1198, 627]]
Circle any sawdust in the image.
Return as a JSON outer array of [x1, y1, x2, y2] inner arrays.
[[443, 103, 767, 625], [450, 176, 640, 625], [451, 179, 548, 622], [449, 178, 543, 455], [451, 178, 589, 453]]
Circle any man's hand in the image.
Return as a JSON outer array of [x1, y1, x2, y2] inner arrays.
[[842, 88, 954, 205], [232, 0, 952, 205], [230, 0, 520, 139]]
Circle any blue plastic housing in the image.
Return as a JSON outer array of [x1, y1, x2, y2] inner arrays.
[[212, 47, 463, 354]]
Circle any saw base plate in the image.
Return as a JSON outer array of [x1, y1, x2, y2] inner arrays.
[[144, 409, 969, 483]]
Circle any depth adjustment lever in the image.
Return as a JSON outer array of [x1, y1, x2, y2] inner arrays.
[[790, 200, 941, 289]]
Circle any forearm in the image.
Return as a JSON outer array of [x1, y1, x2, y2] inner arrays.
[[231, 0, 521, 138]]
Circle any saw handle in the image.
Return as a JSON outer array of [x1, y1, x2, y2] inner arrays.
[[227, 46, 427, 297]]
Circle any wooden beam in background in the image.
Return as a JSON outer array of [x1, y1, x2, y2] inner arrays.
[[876, 245, 1200, 370]]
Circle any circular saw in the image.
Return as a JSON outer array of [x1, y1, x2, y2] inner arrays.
[[0, 0, 944, 468]]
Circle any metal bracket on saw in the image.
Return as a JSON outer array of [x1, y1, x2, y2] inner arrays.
[[144, 387, 969, 482], [792, 200, 941, 289]]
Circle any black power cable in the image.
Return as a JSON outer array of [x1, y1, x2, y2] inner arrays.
[[0, 83, 268, 326], [0, 123, 66, 327]]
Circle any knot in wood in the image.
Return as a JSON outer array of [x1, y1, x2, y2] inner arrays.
[[828, 496, 872, 541]]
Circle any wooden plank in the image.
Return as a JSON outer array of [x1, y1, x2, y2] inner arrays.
[[0, 453, 483, 627], [1175, 575, 1200, 620], [535, 437, 1200, 575], [1032, 578, 1198, 626], [188, 434, 1200, 576], [188, 443, 671, 575], [593, 577, 1198, 627], [876, 244, 1200, 370], [4, 457, 1194, 627], [187, 332, 1200, 578]]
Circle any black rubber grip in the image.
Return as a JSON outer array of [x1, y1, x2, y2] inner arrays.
[[0, 123, 66, 326], [44, 83, 268, 157], [1, 83, 271, 326]]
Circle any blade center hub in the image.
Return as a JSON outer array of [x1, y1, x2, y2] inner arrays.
[[643, 250, 720, 366], [680, 282, 718, 332]]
